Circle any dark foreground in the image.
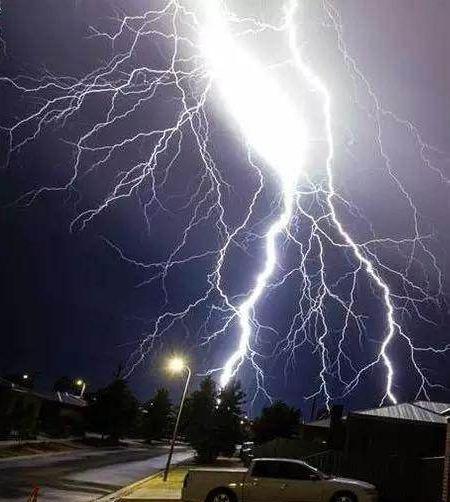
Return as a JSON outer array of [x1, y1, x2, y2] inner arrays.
[[0, 444, 192, 501]]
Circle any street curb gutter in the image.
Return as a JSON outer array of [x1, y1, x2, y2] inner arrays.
[[94, 471, 162, 502]]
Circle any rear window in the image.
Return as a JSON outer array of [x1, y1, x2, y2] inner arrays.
[[252, 460, 282, 478]]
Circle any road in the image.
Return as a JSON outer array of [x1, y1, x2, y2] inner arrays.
[[0, 445, 192, 501]]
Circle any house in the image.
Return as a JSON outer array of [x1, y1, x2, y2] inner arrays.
[[306, 401, 450, 502], [256, 401, 450, 501], [0, 377, 42, 439], [0, 377, 87, 439], [346, 401, 449, 459]]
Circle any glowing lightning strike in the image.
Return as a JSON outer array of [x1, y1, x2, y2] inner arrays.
[[205, 0, 397, 403], [199, 1, 307, 388], [1, 0, 448, 407], [285, 0, 398, 404]]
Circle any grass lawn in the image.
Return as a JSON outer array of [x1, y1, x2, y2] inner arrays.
[[0, 441, 80, 459]]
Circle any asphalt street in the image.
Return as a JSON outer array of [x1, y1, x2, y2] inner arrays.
[[0, 445, 192, 501]]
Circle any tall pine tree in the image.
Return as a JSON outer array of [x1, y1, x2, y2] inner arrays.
[[142, 388, 173, 442], [184, 376, 218, 462], [216, 381, 245, 456], [184, 377, 245, 462]]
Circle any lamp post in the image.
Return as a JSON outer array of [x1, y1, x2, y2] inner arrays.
[[75, 379, 86, 398], [163, 357, 191, 482]]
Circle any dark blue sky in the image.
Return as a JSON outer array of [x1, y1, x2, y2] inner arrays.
[[1, 0, 450, 416]]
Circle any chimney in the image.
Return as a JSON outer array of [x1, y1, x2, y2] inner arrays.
[[443, 418, 450, 502], [328, 405, 345, 450]]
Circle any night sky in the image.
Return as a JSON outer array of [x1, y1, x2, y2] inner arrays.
[[1, 0, 450, 416]]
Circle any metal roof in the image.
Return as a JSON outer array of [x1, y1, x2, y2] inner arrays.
[[306, 418, 332, 428], [356, 402, 450, 425], [413, 401, 450, 415]]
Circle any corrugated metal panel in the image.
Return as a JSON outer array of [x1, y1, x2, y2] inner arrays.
[[356, 402, 449, 424], [414, 401, 450, 415]]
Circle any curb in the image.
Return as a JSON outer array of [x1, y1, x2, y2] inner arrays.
[[94, 471, 163, 501], [95, 454, 194, 502]]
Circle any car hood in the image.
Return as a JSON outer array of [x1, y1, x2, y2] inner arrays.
[[327, 476, 376, 490]]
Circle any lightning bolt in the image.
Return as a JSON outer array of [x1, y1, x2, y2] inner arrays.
[[208, 0, 397, 405], [1, 0, 448, 407], [199, 1, 307, 389]]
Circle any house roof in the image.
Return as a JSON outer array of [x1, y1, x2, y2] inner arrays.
[[306, 418, 332, 428], [355, 401, 450, 425], [0, 377, 87, 407], [306, 401, 450, 428], [413, 401, 450, 416]]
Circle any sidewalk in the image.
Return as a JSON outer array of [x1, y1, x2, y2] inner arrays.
[[94, 450, 194, 502], [119, 467, 186, 501], [0, 436, 155, 462]]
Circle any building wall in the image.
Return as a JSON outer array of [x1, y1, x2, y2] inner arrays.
[[39, 400, 86, 437], [0, 388, 42, 439], [345, 413, 446, 459], [254, 436, 328, 460], [343, 413, 445, 502]]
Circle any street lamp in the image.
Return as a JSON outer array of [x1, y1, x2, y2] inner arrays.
[[163, 357, 191, 482], [75, 379, 86, 398]]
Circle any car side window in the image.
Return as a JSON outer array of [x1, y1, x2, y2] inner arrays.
[[280, 462, 315, 481], [251, 461, 283, 479]]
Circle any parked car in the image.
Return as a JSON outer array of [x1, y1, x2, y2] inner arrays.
[[182, 457, 378, 502], [239, 441, 254, 464]]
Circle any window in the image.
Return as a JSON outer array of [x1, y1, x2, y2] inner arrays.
[[281, 462, 316, 481], [251, 461, 282, 479], [251, 461, 316, 481]]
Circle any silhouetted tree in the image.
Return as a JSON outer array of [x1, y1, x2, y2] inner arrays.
[[184, 377, 246, 462], [253, 400, 301, 444], [88, 379, 138, 443], [184, 376, 219, 462], [216, 381, 245, 456], [142, 388, 173, 442]]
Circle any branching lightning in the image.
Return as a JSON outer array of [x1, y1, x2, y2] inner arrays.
[[1, 0, 449, 407]]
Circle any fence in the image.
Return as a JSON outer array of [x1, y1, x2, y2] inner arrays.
[[306, 450, 443, 502]]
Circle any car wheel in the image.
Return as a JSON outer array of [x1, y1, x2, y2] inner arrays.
[[206, 489, 237, 502], [331, 493, 357, 502]]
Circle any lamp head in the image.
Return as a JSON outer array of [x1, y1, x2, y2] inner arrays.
[[167, 357, 186, 374]]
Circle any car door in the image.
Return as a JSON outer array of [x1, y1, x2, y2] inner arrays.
[[276, 460, 323, 502], [245, 460, 287, 502]]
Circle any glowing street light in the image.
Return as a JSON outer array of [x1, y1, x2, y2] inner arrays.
[[75, 378, 86, 398], [167, 357, 186, 374], [163, 357, 192, 482]]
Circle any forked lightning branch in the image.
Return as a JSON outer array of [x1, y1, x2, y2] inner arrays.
[[1, 0, 447, 406]]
